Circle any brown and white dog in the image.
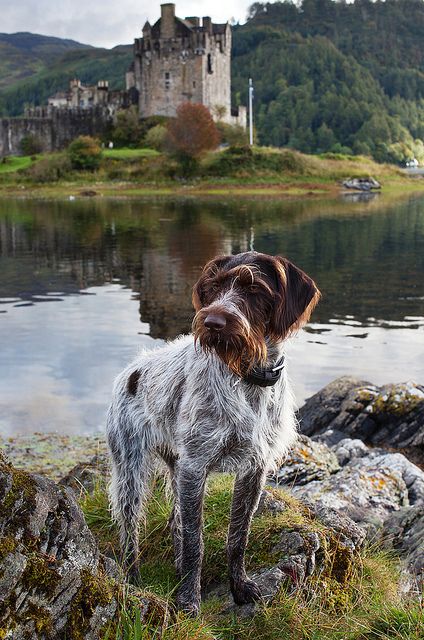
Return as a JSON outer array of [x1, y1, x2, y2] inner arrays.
[[107, 251, 320, 614]]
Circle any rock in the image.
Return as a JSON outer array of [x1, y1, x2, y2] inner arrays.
[[291, 450, 410, 534], [342, 177, 381, 191], [273, 434, 340, 486], [254, 489, 286, 517], [381, 506, 424, 592], [299, 377, 424, 466], [211, 494, 366, 617], [59, 453, 110, 498], [0, 451, 165, 639]]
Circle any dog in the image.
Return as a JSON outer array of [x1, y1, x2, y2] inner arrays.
[[107, 251, 320, 614]]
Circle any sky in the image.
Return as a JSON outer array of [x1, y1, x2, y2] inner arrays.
[[0, 0, 252, 48]]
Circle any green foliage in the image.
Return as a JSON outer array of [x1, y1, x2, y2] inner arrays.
[[23, 154, 71, 183], [111, 107, 144, 148], [231, 0, 424, 163], [67, 136, 102, 171], [19, 133, 44, 156], [144, 124, 168, 151], [216, 122, 248, 147]]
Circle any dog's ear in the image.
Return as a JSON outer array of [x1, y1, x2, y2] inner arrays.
[[268, 257, 320, 340], [192, 255, 232, 311]]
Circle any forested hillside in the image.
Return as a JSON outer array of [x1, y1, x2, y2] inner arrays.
[[231, 0, 424, 162], [0, 32, 92, 90], [2, 0, 424, 163], [0, 32, 131, 118]]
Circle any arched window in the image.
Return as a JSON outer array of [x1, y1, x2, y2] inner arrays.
[[207, 54, 213, 74]]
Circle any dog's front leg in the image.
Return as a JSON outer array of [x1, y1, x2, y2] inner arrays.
[[227, 466, 266, 605], [175, 464, 207, 615]]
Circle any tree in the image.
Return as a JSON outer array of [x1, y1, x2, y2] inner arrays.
[[67, 136, 102, 171], [112, 107, 143, 148], [167, 103, 220, 174], [20, 134, 43, 156]]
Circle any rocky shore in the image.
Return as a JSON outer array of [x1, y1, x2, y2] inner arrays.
[[1, 376, 423, 638]]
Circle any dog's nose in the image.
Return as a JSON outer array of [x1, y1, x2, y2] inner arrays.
[[204, 314, 226, 331]]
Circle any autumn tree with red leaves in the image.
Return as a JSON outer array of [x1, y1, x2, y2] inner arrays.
[[167, 103, 220, 174]]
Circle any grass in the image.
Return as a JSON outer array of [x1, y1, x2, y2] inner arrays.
[[103, 148, 160, 160], [1, 145, 424, 200], [0, 155, 34, 173], [80, 474, 424, 640]]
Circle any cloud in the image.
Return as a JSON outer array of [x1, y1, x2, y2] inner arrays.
[[0, 0, 250, 48]]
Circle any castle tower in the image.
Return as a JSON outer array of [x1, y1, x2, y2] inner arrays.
[[133, 3, 245, 126]]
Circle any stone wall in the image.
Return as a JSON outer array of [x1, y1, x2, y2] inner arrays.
[[0, 106, 112, 157]]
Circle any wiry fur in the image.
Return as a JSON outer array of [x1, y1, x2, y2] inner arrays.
[[107, 251, 320, 614]]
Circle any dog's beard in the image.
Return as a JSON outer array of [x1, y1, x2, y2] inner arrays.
[[192, 310, 267, 377]]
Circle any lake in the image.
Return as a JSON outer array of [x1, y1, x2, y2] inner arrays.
[[0, 194, 423, 436]]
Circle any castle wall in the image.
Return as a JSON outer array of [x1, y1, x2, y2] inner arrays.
[[0, 107, 112, 157], [201, 26, 232, 122]]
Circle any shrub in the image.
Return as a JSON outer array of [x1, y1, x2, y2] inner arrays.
[[20, 134, 43, 156], [24, 154, 71, 183], [111, 106, 143, 148], [167, 103, 220, 175], [144, 124, 167, 151], [67, 136, 102, 171], [216, 122, 248, 147]]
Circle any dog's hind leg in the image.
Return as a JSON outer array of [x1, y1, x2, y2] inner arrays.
[[227, 466, 267, 605], [107, 419, 153, 583]]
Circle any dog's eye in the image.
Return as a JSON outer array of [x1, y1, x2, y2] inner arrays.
[[210, 282, 220, 292], [248, 284, 259, 293]]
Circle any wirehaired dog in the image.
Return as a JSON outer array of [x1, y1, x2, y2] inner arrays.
[[107, 251, 320, 614]]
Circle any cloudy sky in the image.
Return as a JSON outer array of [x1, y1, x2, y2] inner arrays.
[[0, 0, 252, 48]]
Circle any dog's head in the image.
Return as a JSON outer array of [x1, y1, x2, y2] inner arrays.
[[192, 251, 320, 376]]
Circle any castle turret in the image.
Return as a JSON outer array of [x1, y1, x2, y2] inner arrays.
[[161, 3, 176, 38]]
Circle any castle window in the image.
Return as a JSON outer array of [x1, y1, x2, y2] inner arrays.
[[207, 54, 213, 74], [193, 81, 196, 88], [165, 72, 170, 90]]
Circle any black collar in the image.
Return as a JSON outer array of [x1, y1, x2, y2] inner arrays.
[[243, 354, 285, 387]]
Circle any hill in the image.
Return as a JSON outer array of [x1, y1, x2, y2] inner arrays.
[[231, 0, 424, 163], [0, 32, 92, 90]]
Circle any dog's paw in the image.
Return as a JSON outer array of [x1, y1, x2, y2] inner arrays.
[[231, 578, 262, 606]]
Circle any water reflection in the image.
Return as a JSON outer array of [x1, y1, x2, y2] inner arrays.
[[0, 195, 423, 435]]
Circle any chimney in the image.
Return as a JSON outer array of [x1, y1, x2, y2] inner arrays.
[[203, 16, 212, 33], [185, 16, 200, 27], [161, 3, 176, 38]]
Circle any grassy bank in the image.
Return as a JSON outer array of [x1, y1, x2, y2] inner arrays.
[[0, 145, 422, 200], [86, 474, 422, 640], [2, 435, 422, 639]]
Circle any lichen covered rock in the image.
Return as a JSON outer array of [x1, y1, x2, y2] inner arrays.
[[0, 451, 165, 639], [299, 377, 424, 466]]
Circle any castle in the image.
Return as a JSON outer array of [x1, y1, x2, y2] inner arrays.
[[127, 3, 245, 126], [0, 3, 245, 157]]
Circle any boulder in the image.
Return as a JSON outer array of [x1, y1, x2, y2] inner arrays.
[[0, 451, 165, 639], [342, 177, 381, 191], [381, 506, 424, 592], [299, 377, 424, 466]]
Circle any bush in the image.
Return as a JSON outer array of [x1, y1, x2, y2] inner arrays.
[[111, 107, 143, 148], [20, 134, 43, 156], [23, 154, 71, 183], [216, 122, 248, 146], [67, 136, 102, 171], [167, 103, 220, 175], [144, 124, 167, 151]]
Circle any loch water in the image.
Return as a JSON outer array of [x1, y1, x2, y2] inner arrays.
[[0, 194, 423, 435]]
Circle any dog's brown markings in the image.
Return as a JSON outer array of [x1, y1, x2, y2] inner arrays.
[[127, 370, 140, 396]]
